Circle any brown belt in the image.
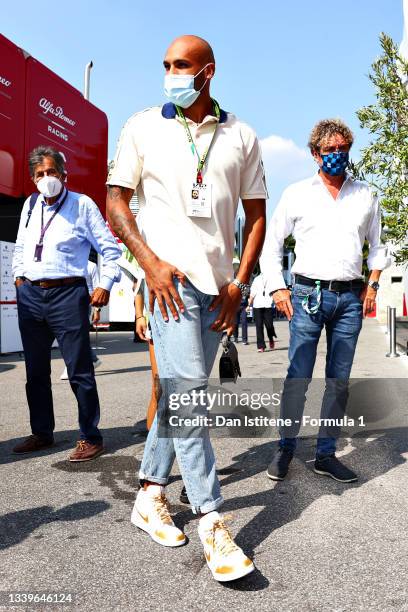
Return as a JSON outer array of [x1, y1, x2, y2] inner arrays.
[[27, 277, 84, 289]]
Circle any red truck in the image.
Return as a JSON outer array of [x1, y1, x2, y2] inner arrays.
[[0, 33, 108, 243]]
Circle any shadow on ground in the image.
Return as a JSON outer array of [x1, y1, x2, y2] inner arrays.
[[0, 424, 148, 466], [2, 424, 407, 590], [0, 500, 110, 550]]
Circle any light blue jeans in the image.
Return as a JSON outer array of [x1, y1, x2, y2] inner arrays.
[[139, 279, 223, 514]]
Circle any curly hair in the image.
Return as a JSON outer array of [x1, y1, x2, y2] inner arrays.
[[308, 119, 354, 152]]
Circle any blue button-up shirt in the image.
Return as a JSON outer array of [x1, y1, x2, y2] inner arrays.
[[12, 188, 122, 291]]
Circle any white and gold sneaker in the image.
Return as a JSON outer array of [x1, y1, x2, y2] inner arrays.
[[131, 485, 186, 547], [198, 512, 255, 582]]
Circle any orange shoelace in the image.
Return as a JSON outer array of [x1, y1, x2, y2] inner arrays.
[[152, 494, 173, 525]]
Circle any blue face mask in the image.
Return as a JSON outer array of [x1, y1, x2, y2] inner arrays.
[[320, 151, 349, 176], [164, 64, 210, 109]]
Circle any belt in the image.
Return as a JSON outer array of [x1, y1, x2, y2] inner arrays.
[[295, 274, 365, 293], [26, 276, 84, 289]]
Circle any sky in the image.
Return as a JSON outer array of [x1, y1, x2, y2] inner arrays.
[[1, 0, 404, 213]]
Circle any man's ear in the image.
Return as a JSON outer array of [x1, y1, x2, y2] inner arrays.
[[205, 63, 215, 80], [312, 148, 321, 165]]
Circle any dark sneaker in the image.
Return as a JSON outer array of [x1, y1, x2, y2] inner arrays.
[[69, 440, 104, 462], [12, 434, 54, 454], [314, 455, 358, 483], [266, 447, 294, 481], [179, 486, 190, 504]]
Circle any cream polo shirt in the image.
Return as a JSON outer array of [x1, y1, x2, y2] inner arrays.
[[107, 102, 267, 295]]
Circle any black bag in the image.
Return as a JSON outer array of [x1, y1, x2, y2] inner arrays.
[[219, 335, 241, 384]]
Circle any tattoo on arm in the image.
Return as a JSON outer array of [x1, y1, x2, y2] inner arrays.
[[106, 185, 157, 269], [107, 185, 130, 201]]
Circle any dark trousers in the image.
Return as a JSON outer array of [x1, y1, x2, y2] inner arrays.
[[234, 307, 248, 342], [16, 280, 102, 443], [253, 307, 276, 349]]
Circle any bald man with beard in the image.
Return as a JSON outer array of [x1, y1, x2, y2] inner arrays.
[[107, 35, 267, 582]]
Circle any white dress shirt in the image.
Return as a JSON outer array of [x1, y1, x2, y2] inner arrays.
[[12, 189, 122, 291], [107, 103, 267, 295], [250, 274, 273, 308], [260, 173, 390, 292]]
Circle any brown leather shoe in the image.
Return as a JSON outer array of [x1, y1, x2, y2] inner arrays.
[[68, 440, 104, 462], [12, 434, 54, 454]]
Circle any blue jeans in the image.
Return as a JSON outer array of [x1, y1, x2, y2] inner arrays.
[[17, 279, 102, 443], [139, 280, 223, 514], [279, 283, 363, 458]]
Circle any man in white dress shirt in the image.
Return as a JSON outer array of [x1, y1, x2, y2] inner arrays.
[[261, 118, 390, 483]]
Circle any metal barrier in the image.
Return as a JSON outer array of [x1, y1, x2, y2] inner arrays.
[[385, 305, 391, 334], [386, 307, 400, 358]]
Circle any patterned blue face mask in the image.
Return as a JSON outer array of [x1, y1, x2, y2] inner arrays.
[[320, 151, 349, 176]]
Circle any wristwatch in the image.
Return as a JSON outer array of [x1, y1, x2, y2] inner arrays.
[[368, 280, 380, 290], [232, 279, 251, 297]]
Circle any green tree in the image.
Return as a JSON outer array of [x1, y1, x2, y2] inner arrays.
[[355, 33, 408, 264]]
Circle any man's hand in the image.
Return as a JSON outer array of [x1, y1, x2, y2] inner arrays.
[[360, 285, 377, 318], [273, 289, 293, 321], [145, 259, 187, 322], [136, 316, 148, 341], [15, 278, 25, 288], [90, 287, 110, 307], [209, 283, 242, 334]]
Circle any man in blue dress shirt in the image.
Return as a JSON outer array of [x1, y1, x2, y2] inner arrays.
[[12, 146, 121, 462]]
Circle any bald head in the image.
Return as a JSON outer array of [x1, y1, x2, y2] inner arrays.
[[165, 35, 215, 66], [163, 35, 216, 109]]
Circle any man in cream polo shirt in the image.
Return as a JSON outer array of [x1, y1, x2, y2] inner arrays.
[[107, 35, 266, 582]]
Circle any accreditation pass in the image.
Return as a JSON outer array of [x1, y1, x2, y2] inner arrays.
[[188, 183, 212, 218]]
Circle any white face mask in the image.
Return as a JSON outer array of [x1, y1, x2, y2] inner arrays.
[[36, 176, 63, 198], [164, 63, 211, 109]]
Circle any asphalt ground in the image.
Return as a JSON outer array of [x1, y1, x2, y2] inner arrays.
[[1, 319, 408, 612]]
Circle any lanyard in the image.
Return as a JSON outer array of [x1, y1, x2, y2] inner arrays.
[[39, 190, 68, 245], [176, 99, 220, 184], [302, 280, 322, 315]]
